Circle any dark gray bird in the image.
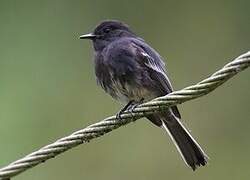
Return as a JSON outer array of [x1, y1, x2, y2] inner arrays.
[[80, 20, 208, 170]]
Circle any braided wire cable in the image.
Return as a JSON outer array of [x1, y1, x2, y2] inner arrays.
[[0, 51, 249, 179]]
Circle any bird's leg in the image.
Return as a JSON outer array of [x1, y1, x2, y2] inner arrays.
[[128, 98, 144, 113], [116, 100, 135, 120], [126, 98, 144, 121], [116, 98, 144, 121]]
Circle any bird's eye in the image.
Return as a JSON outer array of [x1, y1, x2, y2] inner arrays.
[[104, 28, 111, 33]]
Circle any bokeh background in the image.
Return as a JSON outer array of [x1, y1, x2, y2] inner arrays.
[[0, 0, 250, 179]]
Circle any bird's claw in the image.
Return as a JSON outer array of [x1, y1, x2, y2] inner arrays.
[[128, 104, 138, 113], [116, 110, 123, 120], [115, 99, 144, 121], [127, 104, 139, 121], [115, 100, 134, 121]]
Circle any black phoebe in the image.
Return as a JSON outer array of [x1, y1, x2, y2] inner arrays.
[[80, 20, 208, 170]]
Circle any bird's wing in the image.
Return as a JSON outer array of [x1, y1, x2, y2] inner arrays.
[[131, 38, 181, 118]]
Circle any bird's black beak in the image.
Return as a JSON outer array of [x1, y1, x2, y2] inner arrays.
[[79, 33, 97, 40]]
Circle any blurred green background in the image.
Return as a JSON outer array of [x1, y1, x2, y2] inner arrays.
[[0, 0, 250, 179]]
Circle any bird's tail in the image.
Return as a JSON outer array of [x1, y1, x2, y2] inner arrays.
[[147, 113, 208, 170]]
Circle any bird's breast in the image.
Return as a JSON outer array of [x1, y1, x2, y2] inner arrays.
[[105, 75, 157, 103]]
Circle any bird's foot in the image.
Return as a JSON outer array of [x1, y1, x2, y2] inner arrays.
[[116, 98, 144, 121], [116, 100, 134, 120], [127, 98, 144, 121]]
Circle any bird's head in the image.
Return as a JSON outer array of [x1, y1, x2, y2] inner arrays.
[[80, 20, 135, 51]]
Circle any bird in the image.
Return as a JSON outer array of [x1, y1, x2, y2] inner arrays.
[[80, 20, 208, 170]]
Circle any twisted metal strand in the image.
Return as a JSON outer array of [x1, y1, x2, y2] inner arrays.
[[0, 51, 249, 180]]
